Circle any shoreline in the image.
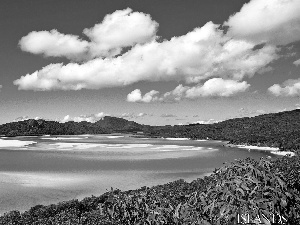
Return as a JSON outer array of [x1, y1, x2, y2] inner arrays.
[[1, 135, 295, 157], [226, 143, 295, 157]]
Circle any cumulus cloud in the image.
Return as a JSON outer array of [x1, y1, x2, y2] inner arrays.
[[60, 112, 108, 123], [61, 115, 71, 123], [118, 112, 150, 119], [293, 59, 300, 66], [83, 8, 158, 58], [127, 78, 250, 103], [268, 78, 300, 96], [13, 116, 45, 122], [13, 116, 29, 122], [162, 85, 189, 102], [127, 89, 159, 103], [225, 0, 300, 45], [190, 119, 220, 125], [118, 113, 135, 119], [15, 11, 278, 91], [19, 8, 157, 61], [185, 78, 250, 98], [136, 112, 148, 117], [165, 78, 250, 100], [19, 30, 89, 61]]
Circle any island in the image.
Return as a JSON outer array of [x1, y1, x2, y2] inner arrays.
[[0, 109, 300, 224]]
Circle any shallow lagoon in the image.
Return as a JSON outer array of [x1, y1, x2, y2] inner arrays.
[[0, 134, 277, 215]]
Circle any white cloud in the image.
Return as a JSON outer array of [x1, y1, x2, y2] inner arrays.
[[118, 112, 149, 119], [19, 8, 157, 61], [127, 90, 142, 102], [19, 30, 89, 61], [191, 119, 220, 125], [61, 115, 71, 123], [13, 116, 29, 122], [268, 78, 300, 96], [15, 17, 278, 91], [60, 112, 108, 123], [83, 8, 158, 58], [119, 113, 135, 118], [163, 85, 189, 102], [225, 0, 300, 45], [293, 59, 300, 66], [127, 78, 250, 103], [12, 116, 47, 122], [127, 89, 159, 103], [296, 104, 300, 109], [136, 112, 148, 117], [74, 112, 108, 123], [185, 78, 250, 98]]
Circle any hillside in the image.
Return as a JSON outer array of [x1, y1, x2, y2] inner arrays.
[[0, 116, 144, 136], [1, 109, 300, 151], [145, 109, 300, 152]]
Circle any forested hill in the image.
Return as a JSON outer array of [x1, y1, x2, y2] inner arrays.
[[0, 109, 299, 151], [0, 116, 145, 136], [147, 109, 300, 151]]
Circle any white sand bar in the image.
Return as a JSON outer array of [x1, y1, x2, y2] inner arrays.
[[165, 138, 190, 140], [237, 145, 279, 151], [236, 145, 295, 156], [41, 137, 85, 140], [106, 136, 124, 139], [0, 139, 36, 148], [270, 151, 295, 156]]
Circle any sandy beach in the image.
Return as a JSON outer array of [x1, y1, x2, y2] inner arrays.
[[228, 144, 295, 157]]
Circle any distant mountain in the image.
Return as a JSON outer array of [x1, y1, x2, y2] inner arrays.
[[1, 109, 299, 151], [0, 116, 145, 136], [94, 116, 146, 131]]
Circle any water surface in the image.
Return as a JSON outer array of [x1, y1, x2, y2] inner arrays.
[[0, 134, 277, 215]]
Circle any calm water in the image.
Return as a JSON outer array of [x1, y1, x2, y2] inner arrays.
[[0, 134, 278, 215]]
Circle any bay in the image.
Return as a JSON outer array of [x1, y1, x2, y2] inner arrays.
[[0, 134, 277, 215]]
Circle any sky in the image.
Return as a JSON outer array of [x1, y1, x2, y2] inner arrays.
[[0, 0, 300, 126]]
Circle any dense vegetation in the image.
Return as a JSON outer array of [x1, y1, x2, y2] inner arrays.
[[145, 109, 300, 152], [0, 116, 145, 136], [1, 109, 299, 152], [1, 154, 300, 224]]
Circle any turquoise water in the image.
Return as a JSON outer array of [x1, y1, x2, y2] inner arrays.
[[0, 134, 277, 215]]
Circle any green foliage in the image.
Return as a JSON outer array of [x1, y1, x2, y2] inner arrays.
[[1, 156, 300, 224]]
